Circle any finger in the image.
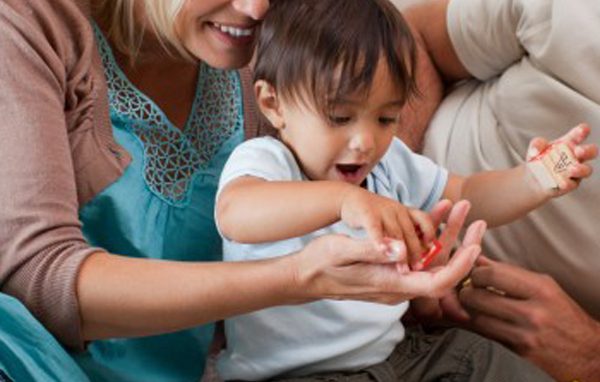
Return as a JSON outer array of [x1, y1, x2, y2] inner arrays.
[[438, 200, 472, 252], [395, 260, 410, 274], [526, 137, 550, 160], [428, 199, 453, 229], [381, 210, 406, 242], [461, 220, 487, 248], [425, 201, 472, 269], [560, 123, 590, 146], [439, 291, 470, 322], [475, 255, 494, 267], [459, 284, 529, 325], [409, 209, 436, 244], [574, 143, 599, 162], [428, 244, 481, 296], [396, 210, 423, 261], [468, 312, 525, 349], [568, 163, 593, 179], [398, 244, 481, 298], [468, 258, 539, 299]]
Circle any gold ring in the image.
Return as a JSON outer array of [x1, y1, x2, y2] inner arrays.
[[461, 277, 472, 289]]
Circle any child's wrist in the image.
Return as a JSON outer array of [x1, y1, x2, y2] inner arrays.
[[337, 182, 360, 219], [526, 141, 579, 197], [523, 163, 554, 201]]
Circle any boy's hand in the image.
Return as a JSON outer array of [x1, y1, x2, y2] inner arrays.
[[526, 123, 597, 196], [339, 187, 435, 263]]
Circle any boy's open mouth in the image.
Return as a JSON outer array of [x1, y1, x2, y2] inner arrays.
[[336, 164, 362, 175], [335, 163, 367, 183]]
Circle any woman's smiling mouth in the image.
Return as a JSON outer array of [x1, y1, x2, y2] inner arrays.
[[208, 22, 256, 45]]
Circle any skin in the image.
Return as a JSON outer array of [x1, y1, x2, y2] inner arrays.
[[460, 257, 600, 382], [78, 0, 483, 346], [396, 0, 600, 379], [219, 60, 437, 260], [219, 58, 595, 268]]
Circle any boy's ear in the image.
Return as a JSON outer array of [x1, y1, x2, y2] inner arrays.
[[254, 80, 285, 130]]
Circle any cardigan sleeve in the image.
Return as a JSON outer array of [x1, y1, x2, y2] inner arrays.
[[0, 0, 106, 350]]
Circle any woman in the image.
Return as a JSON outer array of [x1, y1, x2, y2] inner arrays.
[[0, 0, 482, 380]]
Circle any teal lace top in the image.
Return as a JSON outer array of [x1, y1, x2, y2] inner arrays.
[[71, 27, 245, 381]]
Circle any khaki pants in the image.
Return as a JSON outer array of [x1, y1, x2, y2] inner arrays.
[[267, 328, 553, 382]]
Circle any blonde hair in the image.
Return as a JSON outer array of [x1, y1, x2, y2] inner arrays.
[[93, 0, 190, 60]]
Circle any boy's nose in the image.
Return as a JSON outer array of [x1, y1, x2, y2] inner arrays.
[[349, 130, 375, 154], [232, 0, 270, 20]]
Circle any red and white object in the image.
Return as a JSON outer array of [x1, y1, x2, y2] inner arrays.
[[418, 239, 442, 268], [527, 142, 578, 190]]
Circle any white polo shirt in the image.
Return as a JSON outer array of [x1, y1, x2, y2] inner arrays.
[[216, 136, 447, 379]]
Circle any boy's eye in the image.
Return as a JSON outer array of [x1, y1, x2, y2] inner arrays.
[[328, 115, 352, 125], [379, 116, 399, 126]]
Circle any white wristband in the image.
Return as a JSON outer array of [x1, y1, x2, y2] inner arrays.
[[527, 142, 577, 190]]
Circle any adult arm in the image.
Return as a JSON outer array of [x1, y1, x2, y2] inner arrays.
[[460, 257, 600, 382], [0, 1, 109, 350], [402, 0, 529, 82], [0, 1, 482, 352], [0, 18, 481, 353], [393, 0, 467, 150], [79, 204, 482, 342], [400, 0, 469, 82]]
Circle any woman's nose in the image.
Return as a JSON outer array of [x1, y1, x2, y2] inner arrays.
[[232, 0, 270, 20]]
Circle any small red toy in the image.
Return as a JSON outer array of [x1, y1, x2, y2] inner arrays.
[[418, 239, 442, 268]]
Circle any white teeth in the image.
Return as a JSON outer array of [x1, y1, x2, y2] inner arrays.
[[212, 22, 253, 38]]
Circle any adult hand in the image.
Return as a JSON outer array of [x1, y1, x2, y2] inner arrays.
[[296, 200, 485, 305], [459, 257, 600, 381], [408, 200, 486, 321]]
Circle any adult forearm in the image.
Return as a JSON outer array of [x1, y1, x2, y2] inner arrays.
[[77, 252, 303, 341], [401, 0, 469, 82]]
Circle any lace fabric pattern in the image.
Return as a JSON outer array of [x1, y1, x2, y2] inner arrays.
[[94, 26, 243, 206]]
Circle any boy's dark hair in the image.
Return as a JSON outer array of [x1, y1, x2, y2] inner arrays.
[[254, 0, 418, 115]]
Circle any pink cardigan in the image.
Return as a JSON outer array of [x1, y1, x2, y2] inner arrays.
[[0, 0, 264, 350]]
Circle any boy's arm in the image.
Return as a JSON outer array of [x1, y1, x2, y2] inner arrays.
[[443, 165, 547, 227], [217, 176, 352, 243], [218, 175, 430, 258], [442, 125, 597, 226]]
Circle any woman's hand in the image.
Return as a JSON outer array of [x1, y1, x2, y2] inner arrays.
[[339, 187, 437, 263], [406, 200, 487, 321], [296, 200, 485, 305], [459, 257, 600, 381]]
